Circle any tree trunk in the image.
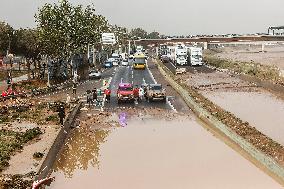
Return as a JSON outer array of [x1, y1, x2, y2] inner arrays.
[[27, 59, 31, 80], [33, 59, 37, 78], [37, 60, 41, 79]]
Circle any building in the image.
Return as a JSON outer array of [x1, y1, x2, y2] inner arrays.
[[268, 26, 284, 36]]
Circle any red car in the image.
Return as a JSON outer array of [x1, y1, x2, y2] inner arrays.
[[117, 83, 134, 103]]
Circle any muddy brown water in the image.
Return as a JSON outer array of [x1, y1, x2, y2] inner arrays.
[[48, 114, 281, 189], [203, 91, 284, 146]]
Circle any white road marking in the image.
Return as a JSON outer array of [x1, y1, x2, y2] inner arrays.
[[166, 97, 177, 112], [170, 61, 177, 69], [146, 65, 157, 84]]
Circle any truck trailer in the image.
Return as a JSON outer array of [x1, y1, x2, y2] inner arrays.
[[172, 44, 187, 66], [187, 47, 203, 66]]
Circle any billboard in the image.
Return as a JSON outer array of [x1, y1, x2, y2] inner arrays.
[[102, 33, 116, 45]]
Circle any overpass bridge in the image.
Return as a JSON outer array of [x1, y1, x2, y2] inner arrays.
[[134, 35, 284, 47]]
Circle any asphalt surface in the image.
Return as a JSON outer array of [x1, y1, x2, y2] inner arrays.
[[105, 60, 174, 111], [40, 59, 177, 112]]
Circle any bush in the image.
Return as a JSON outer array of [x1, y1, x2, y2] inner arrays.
[[33, 152, 44, 158]]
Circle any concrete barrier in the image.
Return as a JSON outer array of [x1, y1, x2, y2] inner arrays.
[[35, 102, 82, 180], [155, 59, 284, 184]]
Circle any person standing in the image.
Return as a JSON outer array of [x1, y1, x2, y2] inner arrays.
[[92, 88, 97, 106], [104, 88, 111, 103], [139, 86, 144, 101], [58, 103, 65, 126], [86, 90, 92, 107], [97, 89, 102, 106], [133, 85, 139, 100], [66, 93, 71, 108]]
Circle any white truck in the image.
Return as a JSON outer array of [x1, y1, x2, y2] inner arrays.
[[173, 44, 187, 66], [187, 47, 203, 66]]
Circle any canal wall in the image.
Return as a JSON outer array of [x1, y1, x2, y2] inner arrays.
[[35, 102, 82, 181]]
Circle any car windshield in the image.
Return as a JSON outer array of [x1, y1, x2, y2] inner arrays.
[[119, 86, 133, 91], [134, 58, 146, 64], [150, 85, 162, 90]]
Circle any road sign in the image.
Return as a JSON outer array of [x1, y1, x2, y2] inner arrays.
[[102, 33, 116, 45]]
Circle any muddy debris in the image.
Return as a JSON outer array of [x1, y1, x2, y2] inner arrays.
[[0, 172, 35, 189]]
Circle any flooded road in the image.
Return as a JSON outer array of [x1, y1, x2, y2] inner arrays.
[[48, 113, 281, 189], [204, 91, 284, 146]]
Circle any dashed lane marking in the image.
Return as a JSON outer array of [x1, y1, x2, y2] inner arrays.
[[146, 65, 157, 84], [166, 97, 177, 112], [170, 61, 177, 69]]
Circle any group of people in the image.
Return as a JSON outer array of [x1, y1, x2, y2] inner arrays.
[[86, 87, 111, 107]]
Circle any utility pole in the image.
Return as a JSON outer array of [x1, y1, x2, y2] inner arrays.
[[93, 45, 96, 68], [128, 40, 131, 54]]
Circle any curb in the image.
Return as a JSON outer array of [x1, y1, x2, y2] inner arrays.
[[35, 102, 82, 180], [155, 59, 284, 183]]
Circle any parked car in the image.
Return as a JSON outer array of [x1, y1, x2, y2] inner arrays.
[[108, 58, 119, 66], [117, 83, 134, 103], [145, 84, 166, 102], [112, 60, 119, 66], [104, 60, 113, 68], [121, 59, 129, 66], [89, 70, 102, 79]]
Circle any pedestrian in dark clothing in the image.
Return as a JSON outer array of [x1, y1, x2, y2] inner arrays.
[[86, 90, 92, 107], [58, 104, 65, 126], [92, 88, 97, 105], [72, 82, 77, 95]]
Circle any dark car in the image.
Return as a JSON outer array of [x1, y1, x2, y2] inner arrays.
[[104, 61, 113, 68]]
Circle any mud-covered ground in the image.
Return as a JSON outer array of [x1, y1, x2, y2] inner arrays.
[[0, 98, 70, 188], [213, 44, 284, 70]]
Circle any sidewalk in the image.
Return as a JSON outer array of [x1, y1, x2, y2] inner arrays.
[[0, 74, 28, 91]]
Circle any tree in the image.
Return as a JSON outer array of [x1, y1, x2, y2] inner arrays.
[[129, 28, 148, 39], [35, 0, 109, 58], [14, 28, 41, 78], [35, 0, 110, 80], [147, 31, 160, 39], [0, 21, 14, 56], [110, 25, 129, 52]]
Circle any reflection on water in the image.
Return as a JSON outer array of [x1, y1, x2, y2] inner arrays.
[[53, 128, 110, 178], [118, 112, 127, 127], [49, 115, 282, 189], [203, 91, 284, 146]]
